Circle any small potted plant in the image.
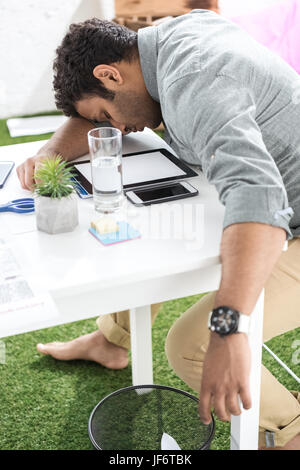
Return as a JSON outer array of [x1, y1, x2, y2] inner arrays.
[[34, 155, 78, 234]]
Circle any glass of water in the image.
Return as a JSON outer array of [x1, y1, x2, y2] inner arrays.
[[88, 127, 124, 213]]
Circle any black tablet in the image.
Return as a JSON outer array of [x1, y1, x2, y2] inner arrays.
[[69, 148, 198, 195]]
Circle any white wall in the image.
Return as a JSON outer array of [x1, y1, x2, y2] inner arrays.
[[0, 0, 288, 119], [0, 0, 115, 118], [219, 0, 285, 17]]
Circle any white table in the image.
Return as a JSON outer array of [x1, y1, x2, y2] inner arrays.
[[0, 128, 264, 450]]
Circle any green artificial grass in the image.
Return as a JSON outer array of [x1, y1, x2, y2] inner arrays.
[[0, 296, 299, 451], [0, 115, 299, 450]]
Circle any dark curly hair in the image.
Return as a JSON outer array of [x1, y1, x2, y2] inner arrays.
[[53, 18, 138, 117]]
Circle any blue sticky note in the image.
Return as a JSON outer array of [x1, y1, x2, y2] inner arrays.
[[89, 221, 141, 246]]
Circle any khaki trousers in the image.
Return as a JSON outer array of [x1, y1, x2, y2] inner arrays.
[[97, 238, 300, 448], [96, 303, 162, 350]]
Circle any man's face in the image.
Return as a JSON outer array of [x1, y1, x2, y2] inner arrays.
[[76, 88, 162, 135]]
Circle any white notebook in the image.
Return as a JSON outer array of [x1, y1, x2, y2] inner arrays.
[[7, 115, 68, 137]]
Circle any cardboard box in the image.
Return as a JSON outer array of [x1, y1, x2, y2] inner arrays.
[[115, 0, 190, 18], [114, 1, 220, 32]]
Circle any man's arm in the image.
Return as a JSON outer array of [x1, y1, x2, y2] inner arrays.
[[165, 75, 295, 423], [199, 221, 286, 423], [215, 222, 286, 315], [17, 116, 95, 190]]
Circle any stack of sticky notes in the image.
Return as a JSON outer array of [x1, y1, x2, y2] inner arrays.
[[91, 218, 119, 235], [89, 217, 141, 246]]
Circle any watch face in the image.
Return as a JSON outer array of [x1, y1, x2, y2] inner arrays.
[[210, 307, 239, 336]]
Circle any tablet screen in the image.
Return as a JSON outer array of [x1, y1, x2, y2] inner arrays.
[[74, 151, 186, 187], [71, 148, 198, 194]]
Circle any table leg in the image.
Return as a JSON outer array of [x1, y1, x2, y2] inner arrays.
[[230, 289, 265, 450], [129, 305, 153, 386]]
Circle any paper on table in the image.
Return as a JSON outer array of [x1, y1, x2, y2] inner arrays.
[[0, 275, 34, 306], [122, 127, 171, 155], [0, 238, 59, 338], [0, 292, 59, 338], [1, 212, 36, 235], [0, 239, 21, 280], [6, 115, 68, 137], [161, 432, 181, 450]]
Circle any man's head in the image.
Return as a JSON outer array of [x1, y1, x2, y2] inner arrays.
[[53, 18, 162, 134]]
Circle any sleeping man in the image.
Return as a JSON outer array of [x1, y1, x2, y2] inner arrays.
[[17, 11, 300, 449]]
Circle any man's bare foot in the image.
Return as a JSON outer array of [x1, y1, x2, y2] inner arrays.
[[36, 330, 129, 369], [260, 433, 300, 450]]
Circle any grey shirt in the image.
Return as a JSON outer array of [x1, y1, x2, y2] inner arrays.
[[137, 10, 300, 240]]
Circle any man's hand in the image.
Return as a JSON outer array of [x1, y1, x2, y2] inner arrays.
[[16, 117, 98, 191], [16, 154, 54, 191], [197, 223, 286, 424], [199, 332, 252, 424]]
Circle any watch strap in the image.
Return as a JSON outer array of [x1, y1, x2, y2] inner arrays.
[[207, 310, 213, 328], [237, 313, 251, 334]]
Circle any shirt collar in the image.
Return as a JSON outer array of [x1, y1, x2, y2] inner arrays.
[[137, 26, 160, 102]]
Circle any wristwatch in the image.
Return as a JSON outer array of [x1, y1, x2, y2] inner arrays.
[[208, 306, 251, 337]]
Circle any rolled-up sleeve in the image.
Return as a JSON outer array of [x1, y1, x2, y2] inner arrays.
[[168, 74, 294, 239]]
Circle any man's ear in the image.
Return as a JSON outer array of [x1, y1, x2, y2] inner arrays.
[[93, 64, 123, 87]]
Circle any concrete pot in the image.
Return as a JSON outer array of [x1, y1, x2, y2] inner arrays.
[[35, 193, 78, 234]]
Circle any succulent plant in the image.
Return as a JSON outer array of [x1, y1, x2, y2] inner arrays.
[[34, 155, 75, 199]]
